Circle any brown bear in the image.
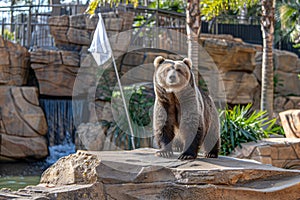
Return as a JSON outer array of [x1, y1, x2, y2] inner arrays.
[[153, 56, 220, 160]]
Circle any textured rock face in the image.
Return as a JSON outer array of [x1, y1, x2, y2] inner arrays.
[[30, 49, 80, 96], [256, 50, 300, 113], [273, 50, 300, 111], [200, 34, 259, 105], [48, 12, 134, 50], [230, 138, 300, 169], [0, 37, 30, 86], [280, 110, 300, 138], [75, 122, 108, 151], [221, 71, 259, 104], [2, 149, 300, 199], [201, 34, 257, 73], [32, 13, 134, 97], [0, 86, 48, 160]]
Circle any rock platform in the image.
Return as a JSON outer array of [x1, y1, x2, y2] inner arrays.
[[1, 148, 300, 199]]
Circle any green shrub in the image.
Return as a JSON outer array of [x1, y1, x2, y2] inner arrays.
[[219, 104, 282, 156], [1, 29, 14, 41], [110, 84, 155, 149]]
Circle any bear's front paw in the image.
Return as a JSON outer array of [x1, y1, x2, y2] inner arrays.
[[204, 153, 218, 158], [178, 152, 197, 160], [155, 150, 173, 158]]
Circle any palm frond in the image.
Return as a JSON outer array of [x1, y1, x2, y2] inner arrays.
[[85, 0, 100, 15]]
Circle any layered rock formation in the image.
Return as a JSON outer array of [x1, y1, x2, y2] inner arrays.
[[1, 149, 300, 199], [279, 110, 300, 138], [231, 138, 300, 169], [33, 13, 300, 113], [75, 122, 108, 151], [200, 34, 259, 105], [31, 12, 134, 97], [0, 37, 48, 161], [48, 12, 134, 51], [0, 87, 48, 161], [30, 49, 80, 96], [256, 50, 300, 112], [0, 37, 30, 86]]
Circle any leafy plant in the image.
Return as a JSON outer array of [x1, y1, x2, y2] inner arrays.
[[219, 104, 282, 156], [278, 0, 300, 48], [148, 0, 185, 13], [1, 29, 15, 41], [128, 86, 154, 126], [111, 84, 154, 149], [85, 0, 139, 15], [201, 0, 260, 21]]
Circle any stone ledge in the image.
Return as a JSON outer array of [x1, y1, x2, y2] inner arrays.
[[231, 138, 300, 169], [1, 148, 300, 199]]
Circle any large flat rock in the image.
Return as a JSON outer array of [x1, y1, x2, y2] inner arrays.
[[0, 86, 48, 161], [1, 148, 300, 199]]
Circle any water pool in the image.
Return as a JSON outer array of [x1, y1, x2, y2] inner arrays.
[[0, 176, 40, 191]]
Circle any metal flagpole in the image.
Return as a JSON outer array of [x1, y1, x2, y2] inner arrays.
[[110, 54, 136, 150], [90, 13, 136, 149]]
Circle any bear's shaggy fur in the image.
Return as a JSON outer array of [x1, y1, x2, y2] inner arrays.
[[153, 56, 220, 160]]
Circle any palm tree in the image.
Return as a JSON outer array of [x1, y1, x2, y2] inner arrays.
[[186, 0, 201, 72], [278, 0, 300, 47], [260, 0, 275, 119], [201, 0, 275, 118]]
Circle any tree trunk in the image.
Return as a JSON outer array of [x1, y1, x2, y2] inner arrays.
[[186, 0, 201, 86], [260, 0, 275, 119], [186, 0, 201, 70], [51, 0, 61, 16]]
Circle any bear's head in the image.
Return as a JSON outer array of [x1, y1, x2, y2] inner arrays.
[[154, 56, 193, 93]]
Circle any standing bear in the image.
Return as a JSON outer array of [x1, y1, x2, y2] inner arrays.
[[153, 56, 220, 160]]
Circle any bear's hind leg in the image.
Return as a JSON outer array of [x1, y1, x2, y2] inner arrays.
[[204, 138, 220, 158]]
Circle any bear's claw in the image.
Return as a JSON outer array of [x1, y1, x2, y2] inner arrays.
[[204, 153, 218, 158], [178, 153, 197, 160], [155, 150, 173, 158]]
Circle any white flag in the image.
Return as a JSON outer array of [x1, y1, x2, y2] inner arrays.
[[89, 13, 112, 66]]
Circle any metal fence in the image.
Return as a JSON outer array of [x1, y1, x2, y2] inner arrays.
[[0, 4, 299, 57], [0, 4, 87, 48], [201, 15, 300, 57]]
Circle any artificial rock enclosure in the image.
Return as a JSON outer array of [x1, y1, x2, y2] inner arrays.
[[0, 11, 300, 199], [2, 149, 300, 199]]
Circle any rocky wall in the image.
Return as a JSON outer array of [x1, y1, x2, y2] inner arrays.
[[30, 12, 134, 97], [231, 138, 300, 169], [33, 12, 300, 113], [0, 37, 30, 86], [0, 37, 48, 161], [255, 49, 300, 113], [30, 49, 80, 97], [0, 86, 48, 161]]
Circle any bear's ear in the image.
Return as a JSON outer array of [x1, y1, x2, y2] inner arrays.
[[154, 56, 165, 68], [183, 58, 192, 69]]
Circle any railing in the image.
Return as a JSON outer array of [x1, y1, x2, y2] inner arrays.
[[0, 4, 299, 57], [0, 4, 88, 48], [125, 5, 186, 54]]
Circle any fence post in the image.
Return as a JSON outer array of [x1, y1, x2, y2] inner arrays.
[[27, 6, 32, 48], [1, 20, 4, 37], [22, 14, 26, 47]]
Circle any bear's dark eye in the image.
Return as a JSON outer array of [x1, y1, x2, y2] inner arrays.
[[176, 68, 183, 74]]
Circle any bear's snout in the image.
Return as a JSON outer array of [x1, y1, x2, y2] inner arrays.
[[167, 70, 178, 84]]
